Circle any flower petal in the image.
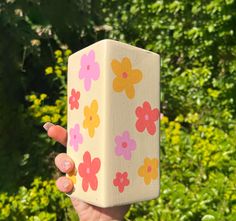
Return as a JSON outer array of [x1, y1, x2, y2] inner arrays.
[[143, 101, 151, 112], [113, 177, 119, 186], [82, 178, 89, 192], [127, 139, 136, 150], [138, 165, 146, 177], [91, 62, 100, 80], [123, 151, 131, 160], [91, 100, 98, 113], [129, 69, 142, 84], [144, 175, 152, 185], [122, 131, 129, 140], [151, 108, 160, 121], [111, 59, 122, 76], [147, 122, 156, 135], [125, 85, 135, 99], [113, 77, 126, 92], [115, 146, 124, 156], [115, 135, 122, 145], [83, 151, 91, 164], [136, 118, 146, 132], [118, 184, 124, 193], [84, 77, 91, 91], [121, 57, 132, 73], [135, 106, 145, 118], [88, 50, 95, 62], [84, 106, 90, 117], [89, 176, 98, 190], [91, 157, 101, 174], [88, 127, 95, 137], [81, 54, 88, 66], [83, 119, 89, 129]]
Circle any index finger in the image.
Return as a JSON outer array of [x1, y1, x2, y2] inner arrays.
[[43, 122, 67, 147]]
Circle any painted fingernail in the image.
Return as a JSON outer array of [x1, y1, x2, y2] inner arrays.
[[63, 180, 70, 189], [63, 160, 71, 171], [43, 122, 55, 131]]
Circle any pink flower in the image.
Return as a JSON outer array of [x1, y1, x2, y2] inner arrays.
[[114, 131, 136, 160], [69, 124, 83, 151], [113, 172, 130, 193], [78, 151, 101, 192], [69, 89, 80, 110], [79, 50, 100, 91], [135, 101, 160, 135]]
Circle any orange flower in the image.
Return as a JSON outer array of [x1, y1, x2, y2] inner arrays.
[[83, 100, 100, 137], [138, 157, 158, 185], [111, 57, 142, 99]]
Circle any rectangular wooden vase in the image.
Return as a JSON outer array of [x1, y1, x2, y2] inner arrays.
[[67, 39, 160, 207]]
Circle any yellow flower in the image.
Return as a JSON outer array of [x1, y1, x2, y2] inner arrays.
[[45, 67, 53, 75], [55, 69, 62, 76], [161, 116, 169, 124], [111, 57, 142, 99], [40, 93, 47, 100], [34, 99, 41, 105], [57, 57, 63, 63], [42, 115, 51, 122], [138, 157, 158, 185], [54, 50, 62, 57], [83, 100, 100, 137], [28, 94, 36, 101], [64, 49, 72, 56]]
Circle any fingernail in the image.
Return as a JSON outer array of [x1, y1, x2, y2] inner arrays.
[[43, 122, 54, 131], [63, 160, 71, 171], [63, 180, 70, 189]]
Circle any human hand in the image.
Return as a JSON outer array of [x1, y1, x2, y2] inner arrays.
[[44, 122, 130, 221]]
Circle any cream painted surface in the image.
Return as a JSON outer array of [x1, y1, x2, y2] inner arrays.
[[67, 39, 160, 207]]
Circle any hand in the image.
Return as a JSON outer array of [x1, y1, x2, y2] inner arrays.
[[44, 122, 130, 221]]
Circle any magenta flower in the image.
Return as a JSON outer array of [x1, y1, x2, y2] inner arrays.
[[69, 124, 83, 151], [114, 131, 136, 160], [79, 50, 100, 91]]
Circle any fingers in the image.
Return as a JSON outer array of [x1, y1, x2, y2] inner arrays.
[[43, 123, 73, 193], [43, 122, 67, 147], [56, 176, 74, 193], [55, 153, 75, 173]]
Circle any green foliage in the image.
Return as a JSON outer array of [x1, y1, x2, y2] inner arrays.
[[0, 177, 77, 221], [26, 49, 71, 127], [124, 118, 236, 221], [0, 0, 105, 192], [102, 0, 236, 128]]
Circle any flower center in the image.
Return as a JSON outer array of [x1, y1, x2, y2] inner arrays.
[[86, 168, 90, 174], [120, 177, 124, 183], [147, 166, 152, 172], [87, 65, 90, 70], [144, 114, 149, 120], [122, 72, 128, 78], [122, 142, 127, 148], [72, 97, 76, 102], [89, 116, 93, 121], [73, 135, 77, 139]]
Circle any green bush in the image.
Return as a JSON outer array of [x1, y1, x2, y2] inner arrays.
[[124, 118, 236, 220], [0, 178, 77, 221]]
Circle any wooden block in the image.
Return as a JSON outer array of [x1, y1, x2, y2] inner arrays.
[[67, 39, 160, 207]]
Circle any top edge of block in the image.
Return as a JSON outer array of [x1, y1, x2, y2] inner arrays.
[[68, 39, 160, 59]]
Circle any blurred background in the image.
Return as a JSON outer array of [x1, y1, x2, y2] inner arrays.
[[0, 0, 236, 220]]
